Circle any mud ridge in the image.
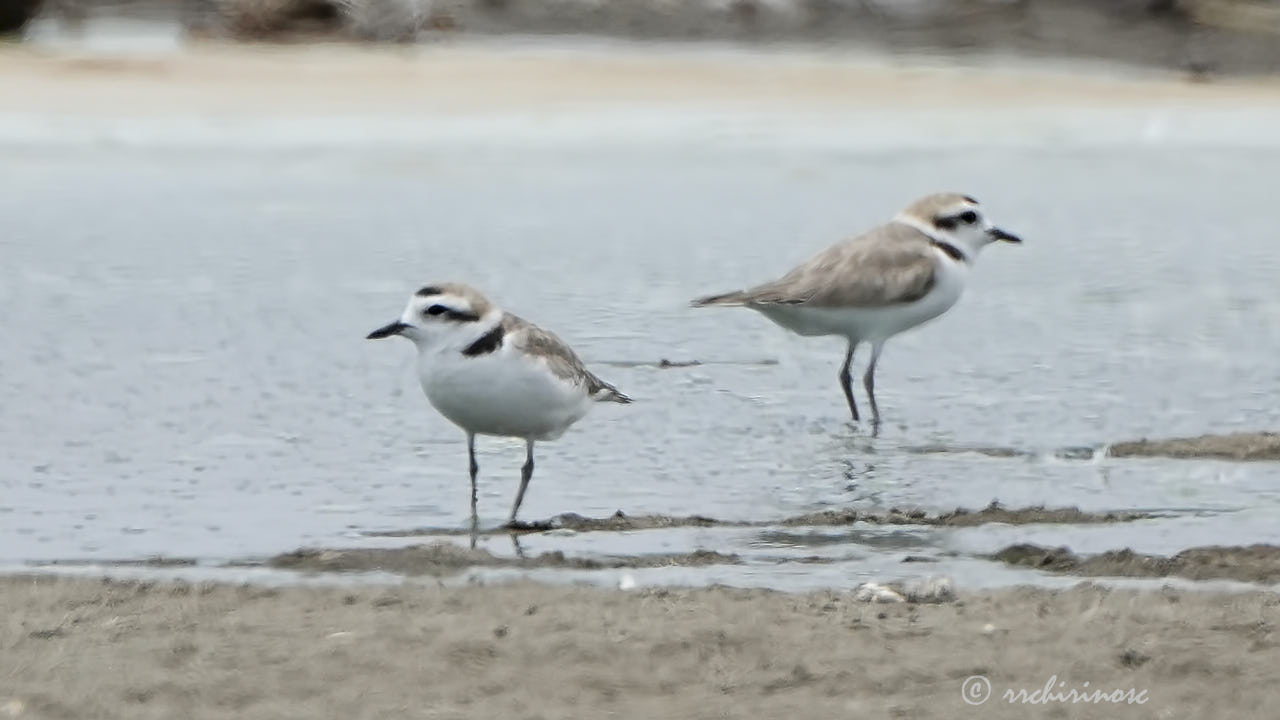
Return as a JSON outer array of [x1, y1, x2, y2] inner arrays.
[[367, 503, 1156, 539], [31, 556, 198, 568], [1109, 431, 1280, 461], [365, 511, 738, 537], [902, 443, 1100, 460], [506, 511, 731, 533], [992, 543, 1280, 584], [778, 501, 1155, 528], [268, 542, 740, 576]]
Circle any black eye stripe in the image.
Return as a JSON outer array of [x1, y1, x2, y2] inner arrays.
[[423, 304, 480, 322], [935, 211, 978, 230]]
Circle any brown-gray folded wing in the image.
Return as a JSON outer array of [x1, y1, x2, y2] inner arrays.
[[504, 314, 631, 403], [699, 223, 940, 308]]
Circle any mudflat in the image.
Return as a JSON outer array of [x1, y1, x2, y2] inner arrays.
[[993, 543, 1280, 585], [2, 574, 1277, 719], [1109, 431, 1280, 461]]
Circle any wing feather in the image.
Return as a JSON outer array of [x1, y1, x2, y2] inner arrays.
[[694, 222, 939, 308], [504, 314, 631, 403]]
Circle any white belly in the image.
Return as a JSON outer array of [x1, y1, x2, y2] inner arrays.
[[419, 350, 593, 441], [754, 255, 968, 342]]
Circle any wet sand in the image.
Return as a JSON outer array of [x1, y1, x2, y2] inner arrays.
[[1109, 431, 1280, 461], [267, 542, 742, 575], [2, 574, 1278, 719], [776, 502, 1155, 528], [994, 543, 1280, 585]]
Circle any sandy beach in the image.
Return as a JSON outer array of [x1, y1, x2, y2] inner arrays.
[[0, 574, 1275, 719], [4, 36, 1280, 118]]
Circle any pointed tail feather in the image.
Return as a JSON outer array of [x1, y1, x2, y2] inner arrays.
[[588, 374, 632, 404], [593, 385, 632, 404], [690, 290, 749, 307]]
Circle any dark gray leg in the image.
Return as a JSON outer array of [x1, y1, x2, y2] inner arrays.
[[839, 341, 860, 422], [467, 432, 479, 528], [508, 440, 535, 525], [863, 342, 885, 429]]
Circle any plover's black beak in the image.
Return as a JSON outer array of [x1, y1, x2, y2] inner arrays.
[[988, 227, 1022, 244], [366, 321, 410, 340]]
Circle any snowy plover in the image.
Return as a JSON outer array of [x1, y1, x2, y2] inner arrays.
[[368, 283, 631, 527], [692, 192, 1021, 427]]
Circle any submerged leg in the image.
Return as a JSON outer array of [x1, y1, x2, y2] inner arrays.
[[839, 341, 860, 422], [508, 440, 535, 525], [863, 342, 886, 429]]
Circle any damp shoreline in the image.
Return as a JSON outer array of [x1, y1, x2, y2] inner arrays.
[[1, 574, 1277, 718], [992, 542, 1280, 585]]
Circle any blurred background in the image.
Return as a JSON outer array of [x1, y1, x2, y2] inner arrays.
[[5, 0, 1280, 74]]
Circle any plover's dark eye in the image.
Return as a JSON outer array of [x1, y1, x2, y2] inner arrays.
[[425, 304, 447, 316], [959, 211, 978, 224]]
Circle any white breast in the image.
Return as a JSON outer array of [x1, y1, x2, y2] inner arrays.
[[417, 345, 594, 441]]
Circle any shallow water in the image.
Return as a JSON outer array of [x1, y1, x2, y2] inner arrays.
[[4, 45, 1280, 590]]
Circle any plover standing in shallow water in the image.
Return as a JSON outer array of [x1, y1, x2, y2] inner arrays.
[[692, 192, 1021, 428], [368, 283, 631, 527]]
